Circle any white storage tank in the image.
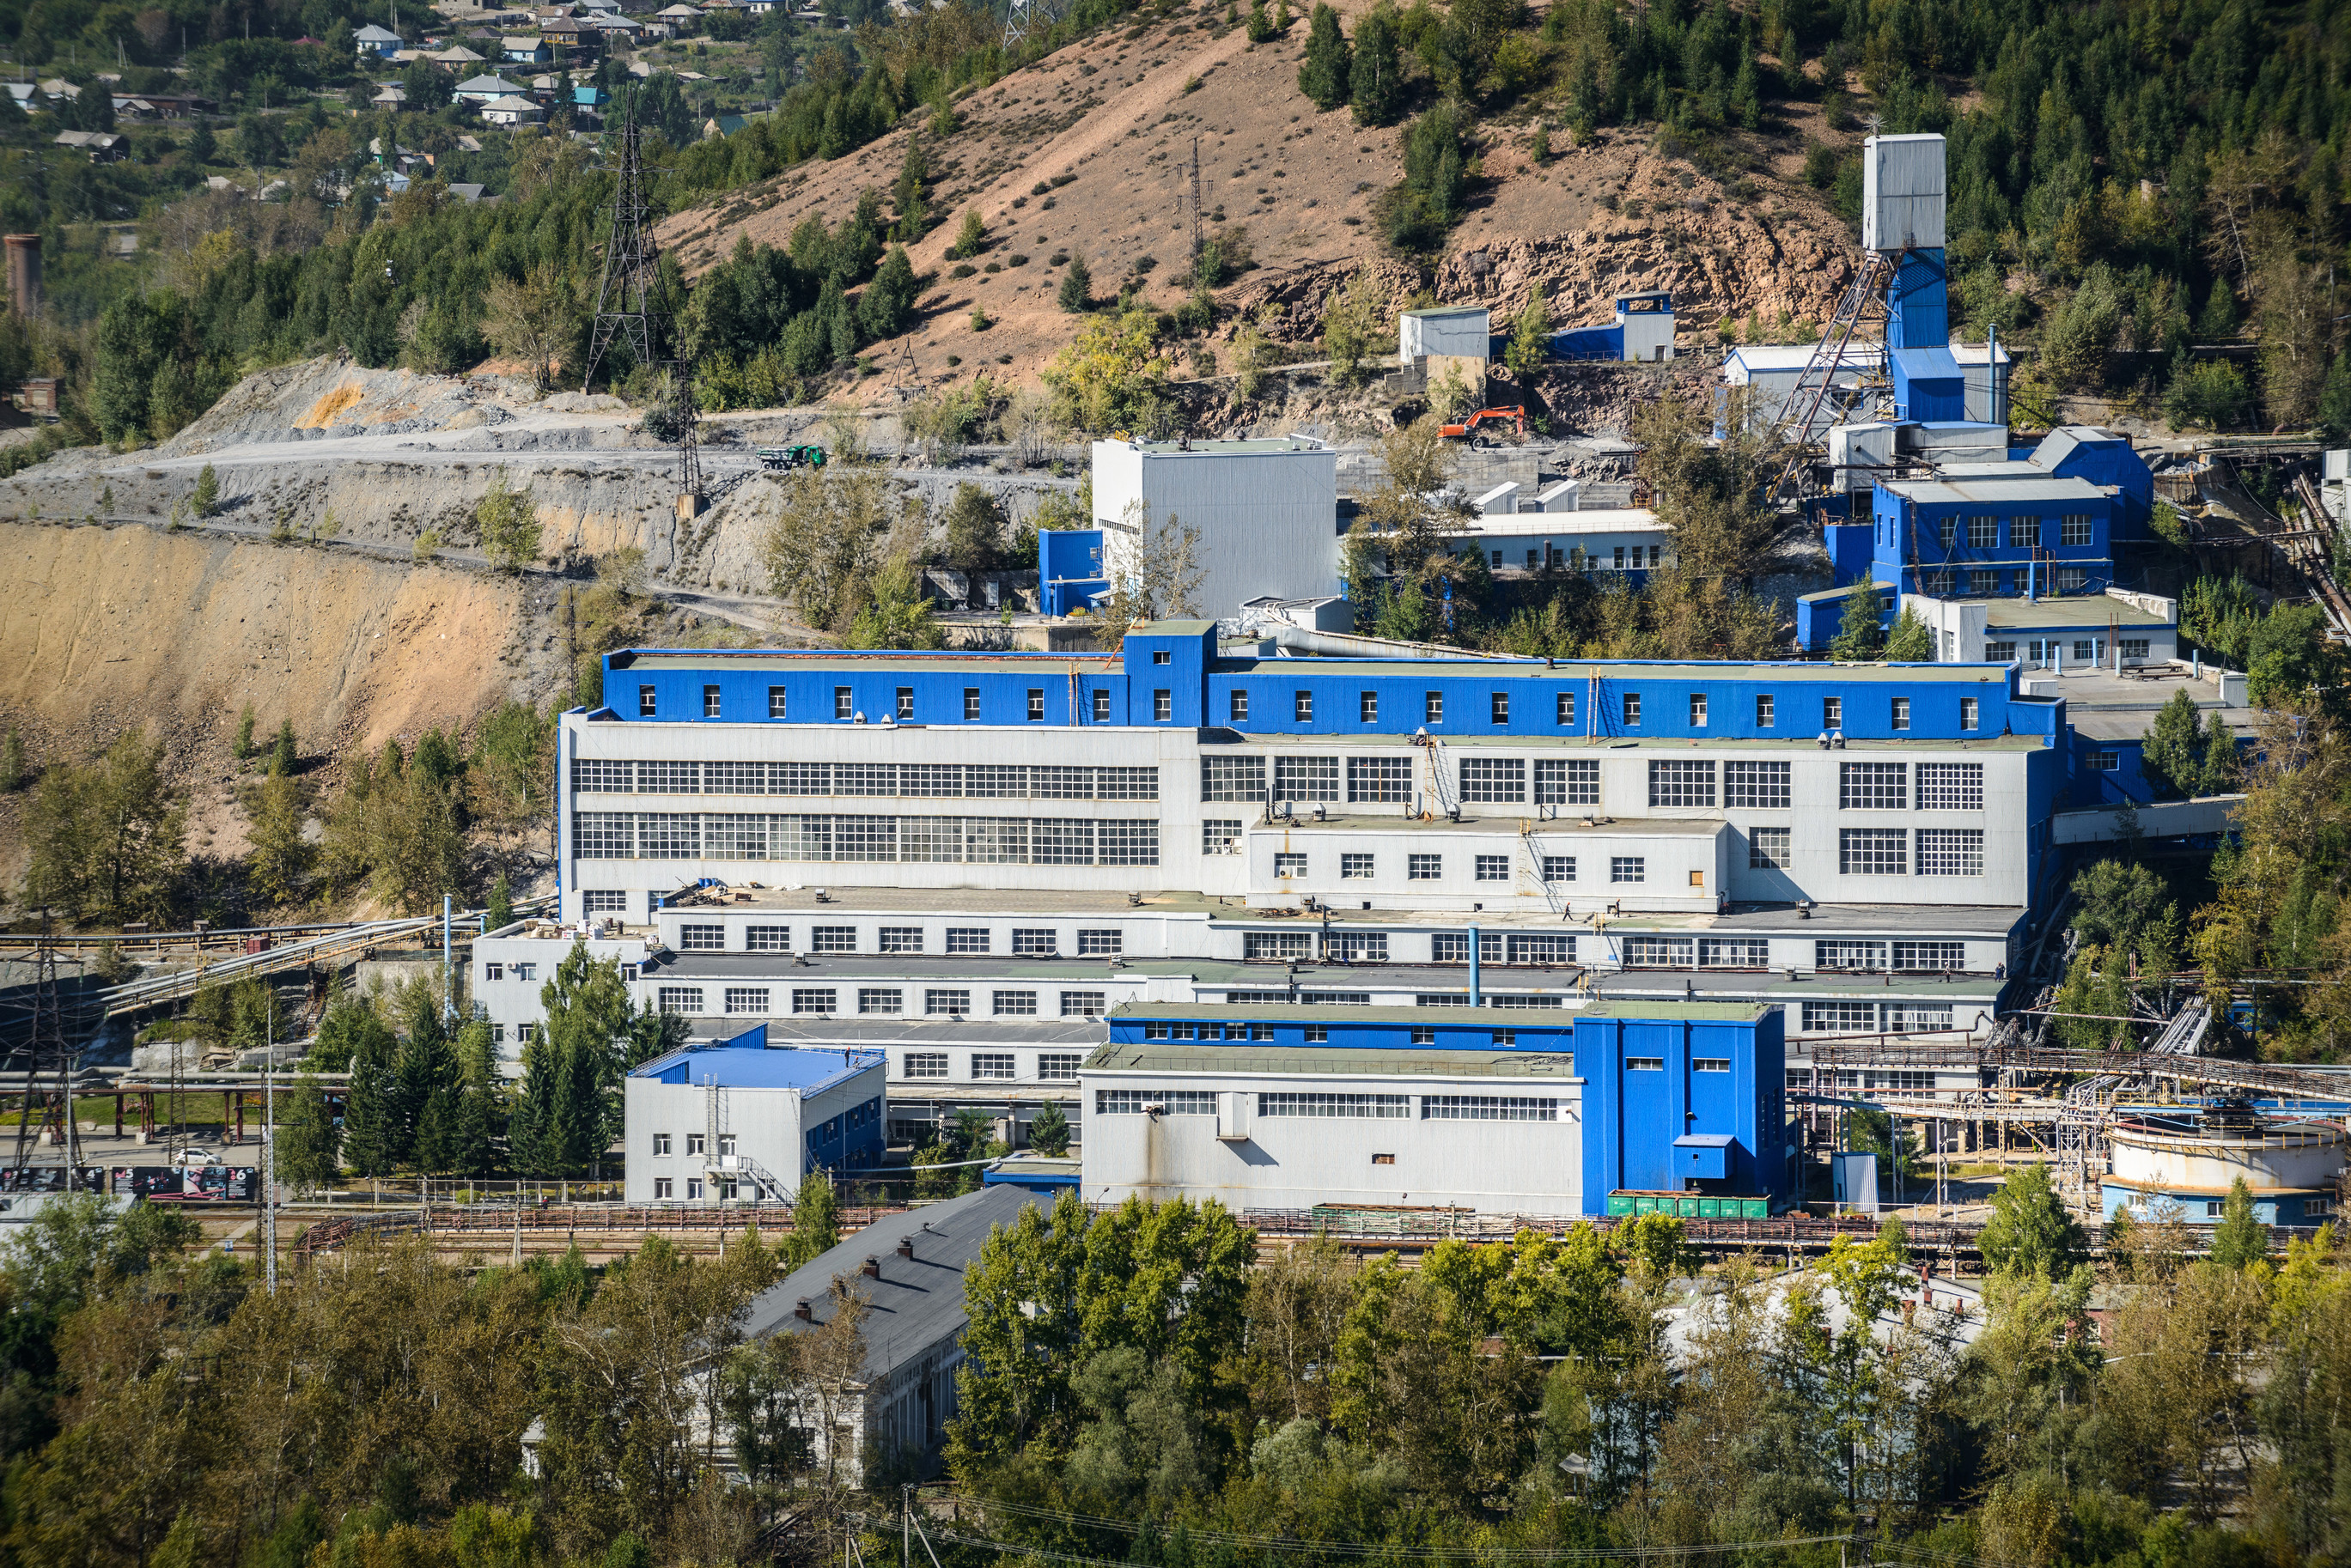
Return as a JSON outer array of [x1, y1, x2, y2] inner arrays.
[[1398, 305, 1492, 362], [2103, 1108, 2348, 1227], [1862, 133, 1946, 252]]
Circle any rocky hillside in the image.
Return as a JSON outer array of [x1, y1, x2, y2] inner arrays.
[[660, 0, 1861, 399]]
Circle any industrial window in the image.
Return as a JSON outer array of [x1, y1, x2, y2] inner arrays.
[[1542, 854, 1575, 882], [724, 988, 770, 1015], [1258, 1092, 1410, 1118], [1410, 1026, 1436, 1044], [904, 1052, 947, 1079], [1203, 756, 1266, 801], [1304, 1025, 1330, 1042], [1611, 856, 1646, 883], [1090, 689, 1110, 722], [2061, 514, 2094, 546], [971, 1053, 1015, 1080], [1556, 691, 1576, 726], [574, 760, 632, 792], [1360, 690, 1378, 722], [809, 926, 856, 953], [1491, 691, 1510, 724], [1077, 929, 1123, 956], [652, 1133, 671, 1156], [1026, 689, 1045, 720], [773, 763, 830, 796], [1534, 758, 1600, 805], [858, 988, 902, 1014], [637, 813, 702, 859], [1724, 761, 1791, 809], [994, 990, 1038, 1015], [1756, 694, 1775, 728], [637, 762, 698, 794], [1960, 696, 1980, 729], [1275, 853, 1308, 878], [1816, 939, 1889, 970], [707, 761, 769, 795], [1032, 767, 1094, 800], [1801, 1000, 1879, 1034], [638, 684, 657, 717], [965, 687, 981, 720], [575, 813, 634, 858], [2073, 641, 2101, 664], [1418, 994, 1471, 1006], [1230, 689, 1250, 722], [1916, 763, 1983, 810], [1891, 697, 1911, 731], [584, 890, 628, 915], [1694, 1058, 1730, 1073], [1700, 938, 1770, 968], [1648, 759, 1717, 807], [1039, 1054, 1084, 1081], [1623, 936, 1694, 968], [1061, 991, 1106, 1017], [1824, 696, 1842, 729], [2122, 639, 2150, 660], [1424, 1095, 1557, 1121], [1341, 853, 1375, 878], [1916, 828, 1986, 876], [678, 924, 724, 951], [1840, 763, 1907, 810], [835, 763, 896, 797], [1203, 819, 1243, 854], [514, 965, 536, 982], [2086, 751, 2119, 772], [1885, 1005, 1955, 1032], [1625, 1057, 1665, 1071], [1937, 515, 1957, 547], [1274, 757, 1340, 801], [1494, 1030, 1516, 1045], [1327, 932, 1388, 963], [883, 686, 908, 721], [1408, 854, 1442, 880], [835, 686, 853, 720], [656, 987, 704, 1013], [1095, 768, 1159, 800], [1460, 757, 1526, 802], [1013, 928, 1057, 956], [1294, 690, 1314, 722], [1246, 931, 1314, 960], [1968, 569, 1997, 595], [1349, 756, 1414, 803], [1839, 829, 1908, 874], [1153, 650, 1172, 665], [1967, 515, 1998, 548], [1475, 854, 1510, 881], [1096, 1090, 1215, 1115], [1506, 933, 1576, 963], [1154, 690, 1172, 721], [1433, 933, 1502, 963], [946, 927, 990, 954], [653, 1179, 673, 1199], [2056, 567, 2088, 591], [878, 927, 923, 953], [1098, 821, 1160, 866], [1623, 692, 1642, 726], [483, 963, 504, 982], [1031, 820, 1096, 865], [1749, 827, 1792, 869], [1689, 693, 1708, 726], [1425, 690, 1443, 723], [1893, 940, 1966, 970]]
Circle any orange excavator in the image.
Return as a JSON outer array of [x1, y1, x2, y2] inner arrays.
[[1439, 405, 1527, 442]]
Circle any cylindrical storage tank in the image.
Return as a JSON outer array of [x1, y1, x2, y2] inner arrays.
[[2104, 1116, 2348, 1225], [1861, 134, 1946, 252], [3, 234, 39, 319]]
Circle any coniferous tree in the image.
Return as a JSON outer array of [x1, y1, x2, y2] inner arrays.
[[1349, 2, 1404, 126], [276, 1075, 343, 1189], [2210, 1175, 2270, 1269], [1829, 581, 1886, 660], [1057, 252, 1093, 313], [391, 999, 458, 1167], [339, 1015, 400, 1178], [449, 1019, 502, 1176], [1298, 4, 1351, 110], [859, 246, 917, 340]]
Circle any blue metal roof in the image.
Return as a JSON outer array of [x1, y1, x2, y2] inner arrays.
[[630, 1024, 884, 1091]]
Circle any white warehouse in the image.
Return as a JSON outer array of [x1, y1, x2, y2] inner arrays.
[[622, 1024, 886, 1200], [1091, 437, 1339, 623]]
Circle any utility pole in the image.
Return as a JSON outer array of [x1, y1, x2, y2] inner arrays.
[[442, 894, 454, 1027], [583, 83, 700, 513], [264, 1007, 277, 1295]]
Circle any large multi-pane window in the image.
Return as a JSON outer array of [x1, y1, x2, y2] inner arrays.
[[2061, 514, 2094, 546], [746, 925, 789, 951], [1245, 931, 1314, 960], [1349, 756, 1414, 803], [1802, 1000, 1880, 1032], [638, 814, 702, 858], [1460, 757, 1526, 802], [994, 990, 1038, 1015], [946, 927, 990, 954], [1432, 933, 1501, 963], [1724, 760, 1791, 809], [1749, 827, 1792, 868], [1506, 933, 1576, 963], [1274, 757, 1340, 801], [1077, 929, 1123, 956], [1700, 938, 1770, 968], [1203, 819, 1242, 854], [1839, 829, 1909, 874], [1097, 1090, 1215, 1115], [810, 926, 856, 953], [1542, 855, 1575, 882], [1039, 1054, 1084, 1081], [1326, 932, 1389, 963], [724, 988, 770, 1015], [1967, 515, 1998, 548], [1423, 1096, 1559, 1121], [1258, 1093, 1410, 1118], [1202, 756, 1265, 801], [1534, 758, 1600, 805], [1012, 928, 1057, 956], [858, 988, 902, 1014], [575, 761, 632, 791], [1840, 763, 1908, 810], [878, 927, 923, 953], [1816, 940, 1889, 970], [904, 1052, 948, 1079], [1611, 857, 1646, 883], [1408, 854, 1441, 879], [791, 988, 837, 1014], [926, 990, 971, 1017], [1915, 763, 1983, 810], [1648, 760, 1716, 807], [1623, 936, 1695, 968], [1893, 941, 1967, 970], [1474, 854, 1511, 881], [1916, 828, 1985, 875], [1061, 991, 1107, 1017], [657, 987, 705, 1013]]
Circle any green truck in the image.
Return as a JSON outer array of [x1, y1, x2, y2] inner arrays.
[[756, 444, 826, 471]]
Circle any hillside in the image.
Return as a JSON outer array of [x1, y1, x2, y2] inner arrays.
[[658, 0, 1861, 401]]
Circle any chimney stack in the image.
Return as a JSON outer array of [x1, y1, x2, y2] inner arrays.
[[897, 1235, 915, 1260], [861, 1255, 881, 1279], [793, 1298, 813, 1322], [4, 234, 40, 319]]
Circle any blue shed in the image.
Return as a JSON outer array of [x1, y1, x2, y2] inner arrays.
[[1571, 1001, 1791, 1211], [1040, 527, 1108, 616]]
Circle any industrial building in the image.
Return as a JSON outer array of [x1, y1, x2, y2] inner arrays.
[[1079, 1000, 1789, 1216], [2101, 1105, 2346, 1227], [1551, 290, 1678, 363], [1081, 436, 1340, 623], [1443, 506, 1675, 577], [620, 1023, 886, 1202]]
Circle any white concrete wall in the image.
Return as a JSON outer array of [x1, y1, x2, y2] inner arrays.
[[1082, 1066, 1586, 1212], [624, 1076, 808, 1203], [1620, 307, 1675, 362], [1400, 308, 1490, 360], [1091, 441, 1341, 622], [1248, 821, 1726, 914]]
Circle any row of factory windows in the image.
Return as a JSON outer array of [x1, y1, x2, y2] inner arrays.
[[655, 985, 1111, 1018], [574, 761, 1160, 799], [1203, 758, 1987, 809], [1094, 1090, 1575, 1120], [1234, 828, 1982, 879], [668, 924, 1130, 957], [1987, 639, 2151, 665], [1918, 568, 2105, 597], [644, 1100, 884, 1163], [1482, 544, 1668, 572], [1221, 690, 1976, 734], [1928, 514, 2098, 550], [572, 813, 1160, 866]]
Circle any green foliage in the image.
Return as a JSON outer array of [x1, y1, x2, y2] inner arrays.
[[506, 941, 653, 1176], [1828, 583, 1886, 661], [22, 727, 186, 926], [1349, 0, 1404, 126], [1384, 100, 1469, 250], [233, 705, 257, 763], [1298, 4, 1351, 109], [2141, 689, 2238, 799], [1028, 1099, 1070, 1158], [476, 468, 541, 574], [192, 465, 219, 518], [2165, 360, 2255, 430], [2210, 1175, 2270, 1270], [844, 556, 947, 649], [1979, 1163, 2090, 1279], [1057, 250, 1094, 313], [947, 207, 986, 260], [1882, 605, 1934, 661], [1501, 292, 1551, 378]]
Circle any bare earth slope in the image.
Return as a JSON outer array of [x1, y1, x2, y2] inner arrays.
[[660, 3, 1860, 397]]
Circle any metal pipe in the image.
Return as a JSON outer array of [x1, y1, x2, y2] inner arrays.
[[1469, 925, 1482, 1006]]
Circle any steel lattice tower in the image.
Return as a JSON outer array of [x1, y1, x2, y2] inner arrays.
[[584, 86, 666, 391]]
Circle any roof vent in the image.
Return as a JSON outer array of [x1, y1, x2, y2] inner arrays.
[[862, 1255, 881, 1279], [897, 1236, 915, 1260], [794, 1298, 813, 1321]]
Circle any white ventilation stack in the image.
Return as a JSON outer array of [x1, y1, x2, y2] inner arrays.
[[1861, 133, 1947, 253]]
